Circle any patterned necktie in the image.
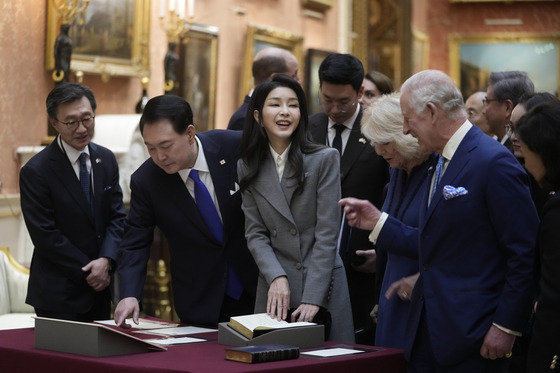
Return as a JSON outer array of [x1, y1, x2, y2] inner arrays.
[[189, 169, 243, 299], [79, 152, 93, 212], [332, 124, 345, 155], [430, 155, 446, 203]]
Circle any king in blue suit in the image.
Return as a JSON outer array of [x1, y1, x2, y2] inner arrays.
[[114, 95, 258, 328], [340, 70, 539, 372]]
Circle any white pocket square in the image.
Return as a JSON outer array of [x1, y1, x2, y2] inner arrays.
[[230, 182, 240, 195], [442, 185, 468, 200]]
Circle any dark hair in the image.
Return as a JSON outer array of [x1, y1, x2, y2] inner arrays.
[[239, 74, 324, 191], [46, 83, 97, 119], [252, 55, 288, 86], [517, 100, 560, 190], [364, 71, 394, 95], [488, 71, 535, 106], [518, 92, 558, 111], [318, 53, 364, 93], [139, 95, 194, 135]]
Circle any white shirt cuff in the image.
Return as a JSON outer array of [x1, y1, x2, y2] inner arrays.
[[368, 212, 388, 245]]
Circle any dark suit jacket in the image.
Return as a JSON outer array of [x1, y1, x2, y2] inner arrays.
[[20, 139, 126, 314], [118, 130, 258, 326], [379, 125, 538, 366], [227, 95, 251, 131], [527, 193, 560, 372], [308, 111, 389, 332]]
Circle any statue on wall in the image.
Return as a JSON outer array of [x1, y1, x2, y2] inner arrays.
[[164, 42, 179, 95], [53, 24, 72, 85]]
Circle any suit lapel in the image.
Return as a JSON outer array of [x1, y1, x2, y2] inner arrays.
[[280, 157, 300, 206], [48, 140, 94, 220], [340, 111, 368, 180], [309, 113, 328, 145], [90, 143, 104, 220], [253, 155, 295, 225], [423, 128, 477, 224]]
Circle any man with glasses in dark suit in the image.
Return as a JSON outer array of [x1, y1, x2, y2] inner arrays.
[[20, 83, 126, 321]]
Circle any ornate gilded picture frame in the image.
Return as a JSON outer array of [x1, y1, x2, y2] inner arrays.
[[450, 0, 553, 2], [305, 49, 333, 115], [45, 0, 150, 79], [178, 23, 219, 132], [449, 33, 560, 99], [239, 24, 304, 104]]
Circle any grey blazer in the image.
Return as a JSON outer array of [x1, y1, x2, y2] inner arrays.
[[238, 147, 355, 343]]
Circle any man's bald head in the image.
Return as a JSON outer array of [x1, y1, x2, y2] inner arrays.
[[252, 47, 301, 85]]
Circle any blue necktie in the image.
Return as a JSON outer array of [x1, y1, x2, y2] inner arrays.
[[79, 153, 93, 212], [332, 124, 345, 155], [189, 169, 243, 300], [430, 155, 446, 203]]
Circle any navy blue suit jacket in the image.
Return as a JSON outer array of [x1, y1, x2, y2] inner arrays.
[[227, 95, 251, 131], [118, 130, 258, 326], [379, 124, 539, 365], [20, 139, 126, 314]]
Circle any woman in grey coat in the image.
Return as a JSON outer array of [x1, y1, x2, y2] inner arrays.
[[238, 74, 355, 343]]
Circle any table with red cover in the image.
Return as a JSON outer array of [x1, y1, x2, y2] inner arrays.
[[0, 326, 405, 372]]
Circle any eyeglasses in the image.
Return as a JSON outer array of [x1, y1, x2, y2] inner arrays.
[[482, 97, 501, 106], [54, 116, 95, 130], [320, 97, 357, 113], [504, 122, 513, 133]]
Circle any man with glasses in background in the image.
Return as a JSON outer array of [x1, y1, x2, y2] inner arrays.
[[308, 53, 389, 345], [482, 71, 534, 153], [20, 83, 126, 321]]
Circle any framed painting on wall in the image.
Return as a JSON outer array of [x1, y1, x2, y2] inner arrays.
[[179, 23, 219, 132], [239, 24, 303, 104], [449, 34, 560, 99], [305, 49, 333, 115], [45, 0, 150, 80]]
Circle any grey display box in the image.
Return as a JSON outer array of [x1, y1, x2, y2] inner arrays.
[[218, 322, 324, 349], [34, 317, 166, 357]]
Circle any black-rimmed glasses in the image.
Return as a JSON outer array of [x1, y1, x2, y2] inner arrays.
[[482, 97, 500, 106], [54, 116, 95, 130], [319, 97, 358, 113]]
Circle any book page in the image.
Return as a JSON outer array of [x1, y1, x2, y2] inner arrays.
[[230, 313, 315, 331], [136, 326, 217, 336], [301, 347, 365, 357], [95, 318, 178, 330]]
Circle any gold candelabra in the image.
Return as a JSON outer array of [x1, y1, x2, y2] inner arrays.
[[52, 0, 90, 25], [160, 1, 195, 94]]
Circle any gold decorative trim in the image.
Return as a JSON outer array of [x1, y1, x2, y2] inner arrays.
[[239, 24, 303, 104], [0, 247, 29, 275], [45, 0, 150, 79]]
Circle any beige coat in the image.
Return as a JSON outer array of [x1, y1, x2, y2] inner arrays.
[[238, 147, 355, 343]]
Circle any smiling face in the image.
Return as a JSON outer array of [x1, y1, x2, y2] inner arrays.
[[400, 90, 434, 153], [142, 119, 198, 174], [50, 96, 95, 151], [255, 86, 301, 153]]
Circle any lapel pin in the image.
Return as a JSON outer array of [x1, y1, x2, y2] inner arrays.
[[220, 159, 226, 165], [359, 138, 366, 144], [96, 158, 102, 164]]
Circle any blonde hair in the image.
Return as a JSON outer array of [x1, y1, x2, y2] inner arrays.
[[361, 92, 424, 161]]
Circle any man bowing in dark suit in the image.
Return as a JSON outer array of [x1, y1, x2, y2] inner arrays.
[[20, 83, 126, 321], [308, 53, 389, 344], [114, 95, 258, 328]]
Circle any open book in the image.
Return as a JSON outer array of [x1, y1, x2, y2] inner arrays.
[[228, 313, 316, 339]]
